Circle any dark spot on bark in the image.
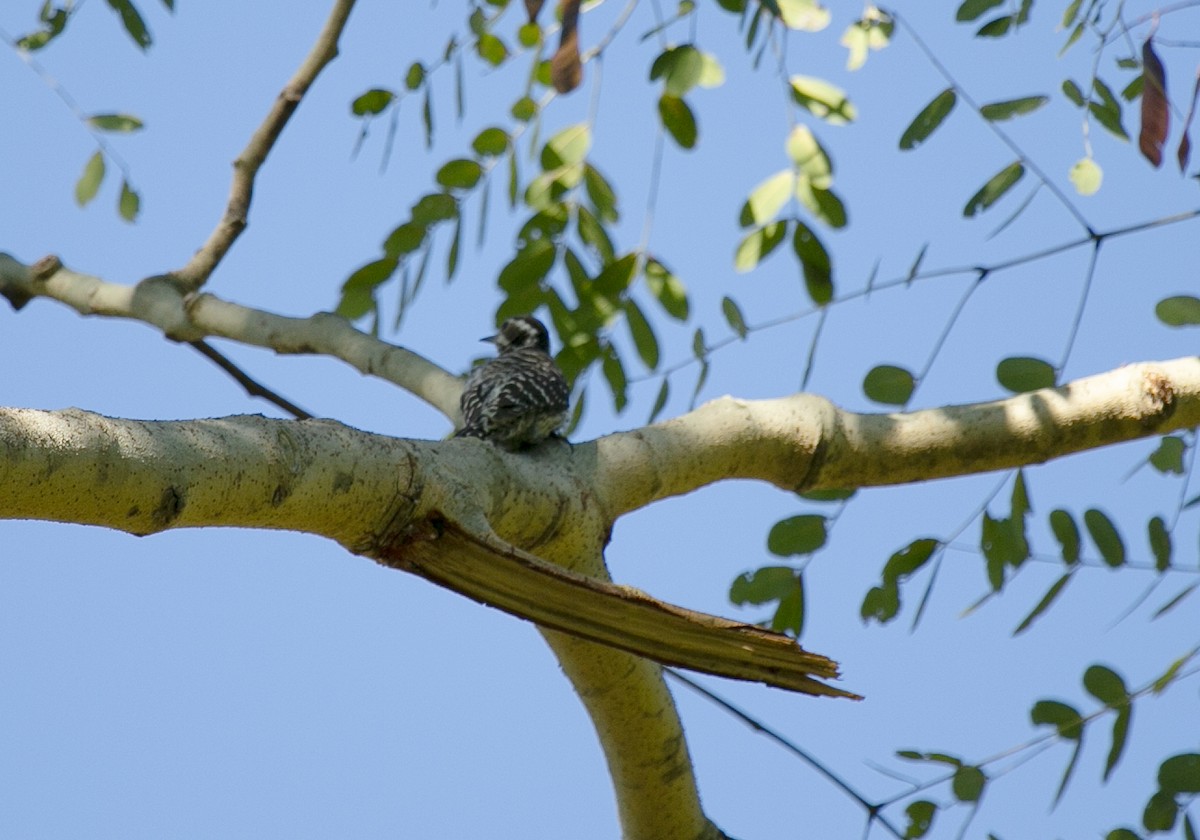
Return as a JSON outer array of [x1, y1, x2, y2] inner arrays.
[[126, 505, 140, 518], [331, 472, 354, 493], [151, 486, 185, 528], [272, 485, 290, 506]]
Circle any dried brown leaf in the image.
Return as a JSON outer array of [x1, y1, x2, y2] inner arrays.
[[1139, 38, 1169, 167]]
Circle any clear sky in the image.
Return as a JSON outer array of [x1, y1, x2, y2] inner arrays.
[[2, 2, 1198, 838]]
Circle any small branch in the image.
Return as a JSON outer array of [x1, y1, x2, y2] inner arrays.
[[0, 253, 462, 420], [171, 0, 359, 291], [188, 339, 313, 419], [597, 357, 1200, 518]]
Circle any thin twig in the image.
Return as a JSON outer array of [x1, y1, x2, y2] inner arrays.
[[665, 669, 905, 839], [172, 0, 359, 291], [188, 340, 313, 419]]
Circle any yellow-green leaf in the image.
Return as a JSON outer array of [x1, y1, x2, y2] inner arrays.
[[75, 151, 105, 207]]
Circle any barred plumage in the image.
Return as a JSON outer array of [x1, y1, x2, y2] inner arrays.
[[455, 315, 569, 450]]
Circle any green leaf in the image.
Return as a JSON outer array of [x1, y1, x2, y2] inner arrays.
[[776, 0, 830, 31], [1153, 582, 1198, 619], [771, 572, 805, 636], [1090, 79, 1129, 140], [792, 222, 833, 305], [624, 299, 660, 370], [1062, 79, 1087, 107], [659, 95, 698, 149], [650, 44, 705, 96], [980, 95, 1049, 120], [1156, 295, 1200, 326], [476, 32, 509, 66], [863, 364, 915, 405], [1084, 664, 1128, 708], [789, 75, 856, 124], [956, 0, 1004, 21], [1030, 699, 1084, 740], [383, 222, 428, 257], [745, 170, 794, 225], [729, 565, 798, 605], [795, 182, 848, 228], [1106, 829, 1142, 840], [1084, 508, 1125, 567], [786, 125, 832, 187], [952, 766, 986, 802], [542, 123, 591, 168], [1159, 754, 1200, 794], [900, 88, 956, 150], [410, 193, 458, 224], [644, 258, 689, 320], [498, 239, 555, 292], [472, 126, 510, 157], [862, 539, 937, 624], [517, 22, 541, 47], [648, 378, 670, 423], [104, 0, 151, 49], [768, 515, 828, 556], [1149, 436, 1186, 474], [75, 151, 106, 207], [1013, 572, 1073, 635], [722, 296, 748, 339], [436, 159, 482, 190], [697, 52, 725, 88], [1148, 516, 1172, 571], [594, 253, 638, 298], [903, 800, 936, 839], [735, 222, 788, 272], [1144, 790, 1179, 833], [996, 356, 1056, 393], [1153, 649, 1199, 692], [351, 88, 395, 116], [584, 164, 619, 223], [861, 585, 899, 623], [577, 206, 615, 264], [511, 95, 537, 122], [87, 113, 144, 132], [602, 346, 628, 411], [963, 161, 1024, 216], [117, 179, 140, 222], [405, 62, 425, 90], [976, 15, 1015, 37], [1106, 705, 1132, 781], [337, 257, 397, 320], [1049, 509, 1080, 564]]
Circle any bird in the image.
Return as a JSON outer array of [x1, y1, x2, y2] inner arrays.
[[455, 315, 570, 451]]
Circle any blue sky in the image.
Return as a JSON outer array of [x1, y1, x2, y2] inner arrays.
[[2, 2, 1198, 838]]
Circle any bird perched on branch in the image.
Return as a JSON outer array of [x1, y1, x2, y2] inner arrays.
[[455, 315, 569, 451]]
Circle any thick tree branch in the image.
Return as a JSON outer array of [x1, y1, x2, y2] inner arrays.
[[0, 408, 851, 697], [171, 0, 358, 292], [594, 357, 1200, 518], [0, 254, 462, 420]]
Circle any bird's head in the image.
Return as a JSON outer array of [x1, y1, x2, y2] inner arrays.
[[485, 315, 552, 355]]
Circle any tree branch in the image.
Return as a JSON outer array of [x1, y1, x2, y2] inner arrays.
[[594, 357, 1200, 518], [171, 0, 359, 292], [188, 339, 313, 419], [0, 408, 853, 698], [0, 253, 462, 420]]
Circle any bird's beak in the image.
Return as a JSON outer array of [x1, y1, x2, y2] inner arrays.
[[480, 333, 499, 344]]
